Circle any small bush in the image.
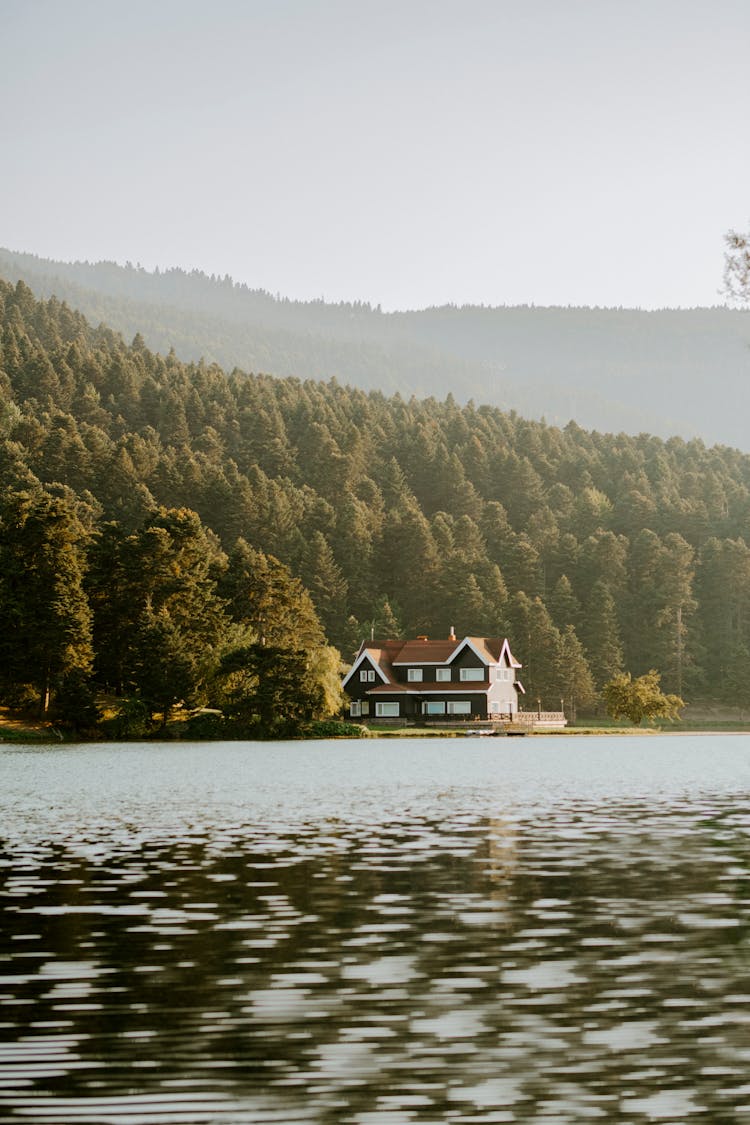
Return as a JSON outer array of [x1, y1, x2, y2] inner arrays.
[[53, 671, 101, 734], [99, 697, 150, 739], [185, 711, 227, 739], [302, 720, 367, 739], [0, 682, 40, 711]]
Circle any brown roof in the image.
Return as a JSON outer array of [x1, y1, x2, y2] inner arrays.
[[346, 636, 521, 691], [382, 636, 518, 668], [393, 639, 458, 664]]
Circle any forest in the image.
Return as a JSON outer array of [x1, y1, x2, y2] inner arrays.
[[3, 276, 750, 731], [2, 247, 750, 449]]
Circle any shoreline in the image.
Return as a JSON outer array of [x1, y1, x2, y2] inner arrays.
[[4, 723, 750, 745]]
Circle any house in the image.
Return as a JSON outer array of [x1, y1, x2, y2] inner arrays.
[[342, 631, 525, 722]]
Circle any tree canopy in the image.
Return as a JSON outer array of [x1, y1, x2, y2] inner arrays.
[[3, 276, 750, 725], [602, 671, 684, 726]]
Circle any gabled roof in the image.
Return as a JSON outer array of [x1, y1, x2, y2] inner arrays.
[[343, 635, 521, 688], [341, 640, 402, 689], [392, 639, 457, 664], [392, 636, 521, 668]]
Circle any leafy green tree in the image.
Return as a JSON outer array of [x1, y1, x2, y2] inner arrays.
[[602, 670, 683, 726]]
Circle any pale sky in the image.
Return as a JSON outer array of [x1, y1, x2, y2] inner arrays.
[[1, 0, 748, 310]]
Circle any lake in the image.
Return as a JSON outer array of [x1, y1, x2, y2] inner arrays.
[[2, 735, 750, 1123]]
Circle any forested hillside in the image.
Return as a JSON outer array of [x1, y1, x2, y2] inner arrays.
[[3, 247, 750, 449], [4, 278, 750, 723]]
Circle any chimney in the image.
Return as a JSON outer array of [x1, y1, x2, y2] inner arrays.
[[449, 625, 456, 641]]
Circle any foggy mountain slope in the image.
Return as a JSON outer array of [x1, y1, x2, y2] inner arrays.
[[1, 247, 748, 448]]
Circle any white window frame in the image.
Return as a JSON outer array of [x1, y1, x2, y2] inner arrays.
[[360, 669, 375, 683], [496, 667, 512, 681], [350, 701, 362, 717], [460, 667, 484, 681], [447, 701, 472, 715], [422, 701, 446, 715], [435, 667, 451, 682], [407, 668, 423, 682], [375, 701, 400, 717]]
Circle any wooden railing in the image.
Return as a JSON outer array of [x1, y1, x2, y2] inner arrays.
[[514, 711, 567, 726]]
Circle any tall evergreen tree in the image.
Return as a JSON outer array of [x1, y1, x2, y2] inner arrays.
[[579, 579, 624, 690], [298, 530, 348, 644], [221, 539, 325, 648], [0, 489, 92, 712]]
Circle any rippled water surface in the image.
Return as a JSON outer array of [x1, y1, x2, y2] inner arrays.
[[3, 735, 750, 1123]]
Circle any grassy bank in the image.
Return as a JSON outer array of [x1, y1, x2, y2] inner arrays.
[[0, 707, 67, 742], [4, 707, 750, 744]]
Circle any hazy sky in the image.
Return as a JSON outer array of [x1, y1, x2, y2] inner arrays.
[[1, 0, 748, 310]]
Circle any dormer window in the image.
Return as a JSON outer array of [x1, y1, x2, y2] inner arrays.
[[407, 668, 423, 682], [460, 667, 484, 681], [360, 669, 375, 682]]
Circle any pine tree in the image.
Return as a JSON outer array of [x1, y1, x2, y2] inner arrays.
[[221, 539, 325, 648], [298, 531, 348, 644], [507, 593, 561, 709], [368, 594, 403, 639], [555, 624, 597, 719], [130, 604, 201, 726], [0, 489, 93, 712], [579, 579, 624, 689], [547, 575, 581, 631], [88, 508, 229, 696]]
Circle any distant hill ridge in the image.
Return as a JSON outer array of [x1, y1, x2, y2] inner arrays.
[[1, 246, 749, 449]]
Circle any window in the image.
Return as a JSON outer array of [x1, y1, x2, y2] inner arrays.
[[350, 701, 361, 717], [407, 668, 423, 682], [422, 701, 446, 715], [489, 701, 500, 713], [460, 667, 484, 681], [435, 667, 451, 682], [360, 669, 375, 682], [496, 667, 511, 681], [447, 701, 472, 715], [376, 701, 399, 717]]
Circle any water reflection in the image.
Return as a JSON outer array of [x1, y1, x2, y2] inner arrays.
[[2, 737, 750, 1121]]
